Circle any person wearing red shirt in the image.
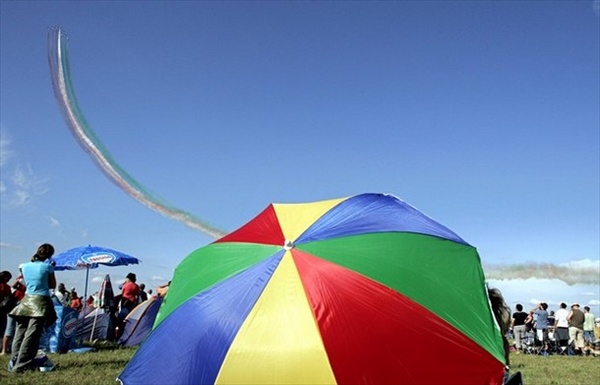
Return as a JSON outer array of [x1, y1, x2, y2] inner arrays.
[[2, 275, 24, 355], [0, 271, 14, 347], [70, 295, 82, 312], [115, 273, 140, 340], [11, 277, 26, 302], [121, 273, 140, 308]]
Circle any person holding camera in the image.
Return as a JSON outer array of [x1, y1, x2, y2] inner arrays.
[[530, 302, 550, 355]]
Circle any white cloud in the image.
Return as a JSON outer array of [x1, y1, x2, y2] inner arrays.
[[151, 275, 167, 282], [559, 258, 600, 270], [12, 163, 49, 194], [488, 277, 600, 316], [0, 132, 49, 209], [91, 276, 105, 283], [0, 134, 15, 167], [49, 216, 61, 228], [582, 291, 598, 296], [0, 242, 22, 249]]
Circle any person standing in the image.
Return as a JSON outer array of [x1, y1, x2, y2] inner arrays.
[[554, 302, 570, 350], [70, 291, 82, 312], [138, 283, 148, 303], [8, 243, 57, 372], [511, 304, 528, 353], [53, 283, 71, 307], [0, 271, 14, 341], [547, 311, 556, 334], [487, 288, 511, 383], [119, 273, 140, 313], [115, 273, 140, 340], [530, 302, 550, 355], [1, 275, 25, 355], [567, 303, 585, 355], [582, 306, 595, 355]]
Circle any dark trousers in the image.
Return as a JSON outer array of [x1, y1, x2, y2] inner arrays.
[[10, 316, 45, 372], [0, 312, 8, 338]]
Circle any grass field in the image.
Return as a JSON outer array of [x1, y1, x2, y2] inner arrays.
[[0, 346, 598, 385]]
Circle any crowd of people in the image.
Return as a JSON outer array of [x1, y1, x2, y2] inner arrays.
[[0, 243, 170, 373], [509, 301, 598, 356]]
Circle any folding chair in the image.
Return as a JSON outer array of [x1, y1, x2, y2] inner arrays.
[[522, 331, 539, 355], [554, 327, 569, 355]]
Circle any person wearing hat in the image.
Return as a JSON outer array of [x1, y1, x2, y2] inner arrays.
[[567, 303, 585, 355]]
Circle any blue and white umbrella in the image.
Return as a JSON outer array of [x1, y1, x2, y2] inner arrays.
[[52, 245, 140, 271], [50, 245, 140, 317]]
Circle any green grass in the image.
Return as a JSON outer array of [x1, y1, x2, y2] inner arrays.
[[0, 342, 137, 385], [509, 352, 599, 385], [0, 347, 598, 384]]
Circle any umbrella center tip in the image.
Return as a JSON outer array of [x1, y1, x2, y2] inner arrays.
[[283, 240, 295, 250]]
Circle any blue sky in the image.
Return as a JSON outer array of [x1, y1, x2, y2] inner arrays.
[[1, 1, 599, 314]]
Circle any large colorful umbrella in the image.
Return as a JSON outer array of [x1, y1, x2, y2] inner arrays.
[[119, 193, 506, 385]]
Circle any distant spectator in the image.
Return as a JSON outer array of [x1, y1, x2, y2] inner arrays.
[[115, 273, 140, 340], [524, 310, 534, 333], [54, 283, 71, 306], [554, 302, 570, 347], [567, 303, 585, 355], [582, 306, 595, 355], [529, 302, 550, 355], [0, 271, 14, 346], [547, 310, 556, 333], [2, 275, 25, 355], [138, 283, 148, 303], [85, 295, 95, 310], [70, 294, 82, 312], [157, 281, 171, 297], [511, 304, 528, 353], [119, 273, 140, 313]]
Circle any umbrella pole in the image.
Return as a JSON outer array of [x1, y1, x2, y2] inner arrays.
[[90, 309, 99, 342], [83, 267, 91, 340], [75, 266, 91, 346]]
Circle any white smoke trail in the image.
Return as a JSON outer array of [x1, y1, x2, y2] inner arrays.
[[484, 259, 600, 285], [48, 28, 226, 239]]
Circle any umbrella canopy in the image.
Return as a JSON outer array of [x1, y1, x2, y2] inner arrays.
[[119, 193, 505, 385], [52, 245, 140, 271]]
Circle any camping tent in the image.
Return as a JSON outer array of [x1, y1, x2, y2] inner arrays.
[[75, 307, 111, 341], [118, 296, 163, 347], [119, 193, 506, 385]]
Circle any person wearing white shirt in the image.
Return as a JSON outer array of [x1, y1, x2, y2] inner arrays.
[[554, 302, 570, 347]]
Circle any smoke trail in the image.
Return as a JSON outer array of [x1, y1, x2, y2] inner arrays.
[[47, 27, 226, 238], [484, 259, 600, 285]]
